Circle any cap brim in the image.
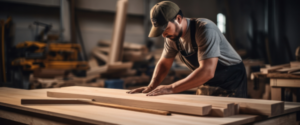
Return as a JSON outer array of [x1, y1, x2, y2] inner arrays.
[[148, 25, 165, 37]]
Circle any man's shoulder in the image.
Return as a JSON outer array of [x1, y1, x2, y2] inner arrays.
[[189, 18, 219, 33], [164, 38, 177, 49]]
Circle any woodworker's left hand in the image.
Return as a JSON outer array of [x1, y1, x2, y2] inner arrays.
[[146, 85, 173, 96]]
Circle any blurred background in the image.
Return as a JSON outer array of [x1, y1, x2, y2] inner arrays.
[[0, 0, 299, 100]]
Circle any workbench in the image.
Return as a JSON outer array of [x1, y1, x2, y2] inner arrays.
[[0, 87, 299, 125], [268, 73, 300, 101]]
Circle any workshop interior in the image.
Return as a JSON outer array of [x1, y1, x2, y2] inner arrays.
[[0, 0, 300, 124]]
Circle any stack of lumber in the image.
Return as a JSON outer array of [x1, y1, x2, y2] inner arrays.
[[46, 86, 285, 117], [260, 62, 300, 75], [2, 87, 300, 124], [86, 0, 132, 76], [252, 61, 300, 80]]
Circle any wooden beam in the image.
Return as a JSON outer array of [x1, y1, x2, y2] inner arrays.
[[107, 62, 133, 71], [99, 40, 147, 51], [58, 86, 284, 117], [86, 66, 108, 76], [267, 73, 300, 79], [270, 79, 300, 88], [276, 67, 300, 73], [290, 61, 300, 68], [260, 64, 290, 73], [108, 0, 128, 64], [21, 98, 171, 115], [88, 57, 98, 68], [0, 87, 299, 125], [92, 50, 108, 62], [59, 86, 234, 117], [47, 90, 212, 116]]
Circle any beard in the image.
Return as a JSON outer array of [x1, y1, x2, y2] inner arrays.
[[169, 24, 182, 41]]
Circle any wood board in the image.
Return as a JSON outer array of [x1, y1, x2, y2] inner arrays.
[[21, 98, 171, 115], [270, 79, 300, 88], [60, 86, 234, 117], [0, 87, 298, 125], [267, 73, 300, 79], [108, 0, 128, 64], [260, 64, 290, 74], [276, 67, 300, 73], [59, 86, 283, 117], [290, 61, 300, 68], [47, 90, 212, 116]]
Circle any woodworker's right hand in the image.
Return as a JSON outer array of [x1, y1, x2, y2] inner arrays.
[[126, 86, 154, 94]]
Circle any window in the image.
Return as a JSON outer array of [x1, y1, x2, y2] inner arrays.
[[217, 13, 226, 34]]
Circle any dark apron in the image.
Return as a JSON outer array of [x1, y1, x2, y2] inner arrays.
[[175, 19, 247, 98]]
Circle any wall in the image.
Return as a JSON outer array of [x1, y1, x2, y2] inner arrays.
[[228, 0, 300, 64], [0, 0, 144, 57]]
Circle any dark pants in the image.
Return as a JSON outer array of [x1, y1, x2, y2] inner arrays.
[[196, 61, 248, 98]]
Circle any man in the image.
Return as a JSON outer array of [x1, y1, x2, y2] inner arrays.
[[127, 1, 247, 98]]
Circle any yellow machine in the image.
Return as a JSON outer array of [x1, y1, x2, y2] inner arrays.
[[12, 41, 89, 71]]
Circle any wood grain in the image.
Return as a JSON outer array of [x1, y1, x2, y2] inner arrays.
[[21, 98, 171, 115], [59, 86, 234, 117], [59, 86, 284, 117], [270, 79, 300, 88], [260, 64, 290, 73], [0, 87, 298, 125], [47, 90, 212, 116], [108, 0, 128, 63]]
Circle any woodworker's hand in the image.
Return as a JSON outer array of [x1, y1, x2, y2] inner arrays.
[[146, 85, 173, 96], [127, 86, 154, 94]]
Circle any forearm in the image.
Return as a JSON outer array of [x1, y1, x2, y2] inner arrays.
[[171, 67, 214, 93], [148, 59, 173, 89]]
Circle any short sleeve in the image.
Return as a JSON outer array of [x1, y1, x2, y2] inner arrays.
[[162, 39, 178, 58], [196, 29, 221, 61]]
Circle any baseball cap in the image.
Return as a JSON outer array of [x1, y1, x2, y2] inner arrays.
[[148, 1, 180, 37]]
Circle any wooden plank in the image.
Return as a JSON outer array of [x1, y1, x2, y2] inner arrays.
[[59, 86, 283, 117], [290, 61, 300, 68], [276, 67, 300, 73], [47, 90, 212, 116], [86, 66, 108, 76], [96, 47, 110, 53], [60, 86, 234, 117], [108, 0, 128, 64], [107, 62, 133, 71], [260, 64, 290, 73], [88, 57, 98, 68], [21, 98, 171, 115], [99, 40, 147, 51], [60, 86, 234, 109], [270, 79, 300, 87], [0, 87, 298, 125], [0, 108, 85, 125], [267, 73, 300, 79], [92, 50, 108, 62], [208, 107, 228, 117]]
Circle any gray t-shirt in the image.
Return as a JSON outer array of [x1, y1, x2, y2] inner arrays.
[[162, 18, 242, 66]]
